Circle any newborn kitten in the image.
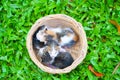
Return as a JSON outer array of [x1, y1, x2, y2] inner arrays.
[[38, 35, 60, 63], [41, 52, 52, 63], [33, 26, 75, 69], [41, 52, 59, 69], [45, 39, 60, 63], [59, 28, 78, 48], [32, 25, 46, 49], [39, 35, 74, 69], [45, 27, 62, 42], [36, 25, 47, 42], [52, 51, 74, 69]]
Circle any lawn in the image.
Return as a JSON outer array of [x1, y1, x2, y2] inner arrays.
[[0, 0, 120, 80]]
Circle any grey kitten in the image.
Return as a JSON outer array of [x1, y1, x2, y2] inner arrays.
[[52, 51, 74, 69]]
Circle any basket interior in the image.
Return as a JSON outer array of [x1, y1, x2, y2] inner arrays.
[[33, 18, 82, 62]]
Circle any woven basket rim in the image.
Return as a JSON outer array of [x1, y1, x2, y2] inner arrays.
[[26, 14, 88, 74]]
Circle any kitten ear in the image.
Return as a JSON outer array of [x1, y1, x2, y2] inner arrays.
[[38, 25, 45, 30]]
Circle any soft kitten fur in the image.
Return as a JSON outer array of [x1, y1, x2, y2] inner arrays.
[[59, 28, 78, 48], [45, 38, 60, 63], [40, 46, 74, 69], [33, 25, 75, 69], [36, 26, 47, 42], [41, 51, 74, 69], [52, 51, 74, 69], [40, 35, 74, 69], [45, 27, 78, 48], [32, 25, 46, 49]]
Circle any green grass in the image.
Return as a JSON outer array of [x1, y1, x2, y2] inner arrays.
[[0, 0, 120, 80]]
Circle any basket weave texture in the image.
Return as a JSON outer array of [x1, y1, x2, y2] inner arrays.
[[26, 14, 88, 74]]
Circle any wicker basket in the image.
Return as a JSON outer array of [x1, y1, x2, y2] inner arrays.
[[26, 14, 88, 74]]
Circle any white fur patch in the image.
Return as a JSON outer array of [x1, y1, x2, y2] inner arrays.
[[38, 47, 46, 56], [36, 31, 46, 42], [60, 34, 74, 46]]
